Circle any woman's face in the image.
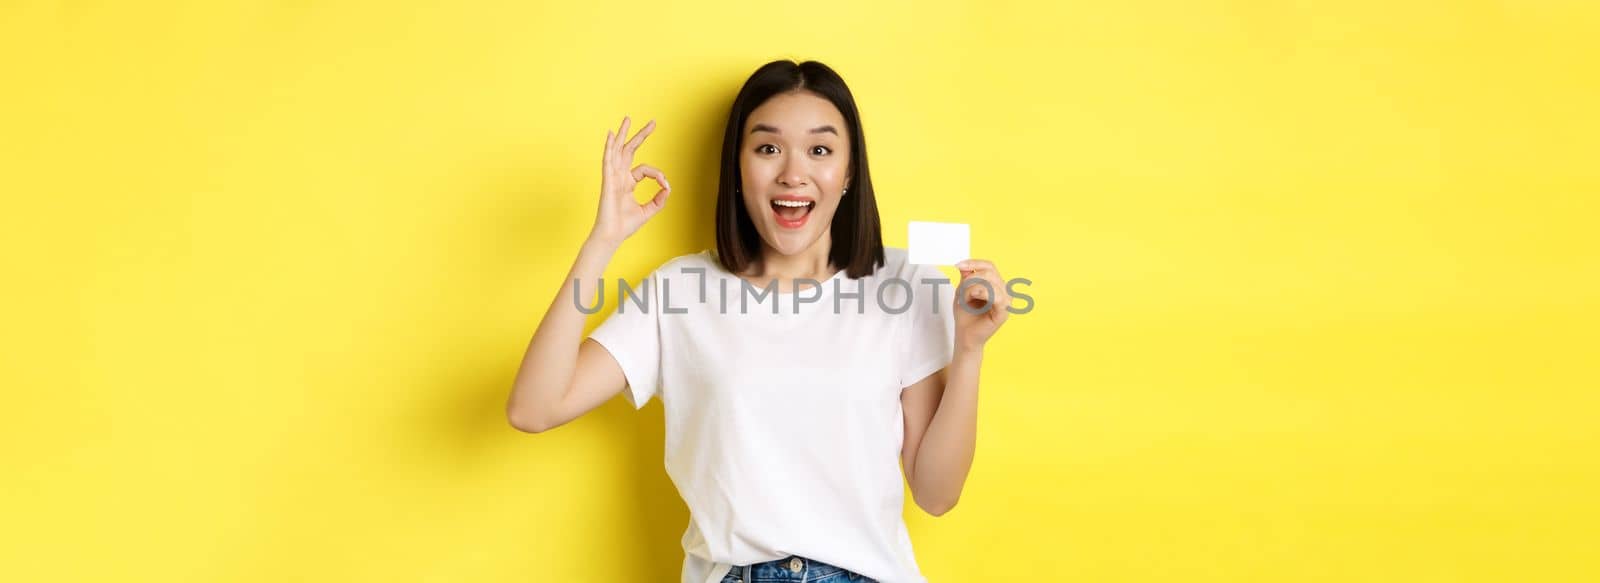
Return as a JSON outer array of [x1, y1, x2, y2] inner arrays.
[[739, 90, 852, 261]]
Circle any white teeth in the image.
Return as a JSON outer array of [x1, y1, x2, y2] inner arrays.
[[773, 200, 812, 208]]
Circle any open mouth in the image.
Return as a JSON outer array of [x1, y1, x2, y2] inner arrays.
[[771, 199, 814, 228]]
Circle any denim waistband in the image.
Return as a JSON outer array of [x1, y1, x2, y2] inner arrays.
[[729, 555, 865, 582]]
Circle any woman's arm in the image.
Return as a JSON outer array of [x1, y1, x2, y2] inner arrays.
[[900, 259, 1012, 514], [902, 347, 983, 516], [506, 236, 624, 432], [505, 116, 671, 432]]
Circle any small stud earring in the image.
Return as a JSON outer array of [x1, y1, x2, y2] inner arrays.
[[843, 187, 849, 195]]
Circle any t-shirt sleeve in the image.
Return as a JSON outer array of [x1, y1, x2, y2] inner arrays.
[[586, 268, 664, 410], [899, 263, 956, 389]]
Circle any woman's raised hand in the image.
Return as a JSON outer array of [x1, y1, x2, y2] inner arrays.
[[952, 258, 1012, 353], [591, 116, 671, 246]]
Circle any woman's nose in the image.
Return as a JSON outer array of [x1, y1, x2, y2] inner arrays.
[[779, 160, 807, 188]]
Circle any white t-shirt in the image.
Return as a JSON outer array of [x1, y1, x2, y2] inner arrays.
[[587, 246, 955, 583]]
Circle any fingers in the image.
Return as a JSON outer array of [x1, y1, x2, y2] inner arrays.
[[604, 117, 662, 205], [622, 119, 655, 158], [956, 259, 995, 272], [960, 281, 1011, 315], [956, 258, 998, 283], [960, 277, 996, 305], [955, 258, 1011, 314], [631, 164, 670, 191], [605, 115, 656, 171], [642, 184, 671, 220], [603, 117, 631, 171], [632, 164, 671, 220]]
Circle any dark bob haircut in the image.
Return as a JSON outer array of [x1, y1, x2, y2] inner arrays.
[[713, 59, 885, 279]]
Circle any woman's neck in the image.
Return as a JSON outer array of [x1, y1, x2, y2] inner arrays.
[[746, 235, 837, 288]]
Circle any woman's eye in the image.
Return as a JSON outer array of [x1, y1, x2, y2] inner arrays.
[[757, 144, 778, 155], [811, 146, 832, 156]]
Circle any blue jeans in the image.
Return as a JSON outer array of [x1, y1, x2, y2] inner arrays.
[[719, 555, 877, 582]]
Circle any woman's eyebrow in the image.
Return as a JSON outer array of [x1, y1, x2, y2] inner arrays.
[[749, 124, 838, 136]]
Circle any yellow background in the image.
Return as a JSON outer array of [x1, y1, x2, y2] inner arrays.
[[3, 1, 1596, 581]]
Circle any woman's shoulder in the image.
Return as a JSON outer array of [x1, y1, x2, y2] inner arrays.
[[881, 246, 911, 270], [874, 246, 929, 280], [647, 249, 719, 279]]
